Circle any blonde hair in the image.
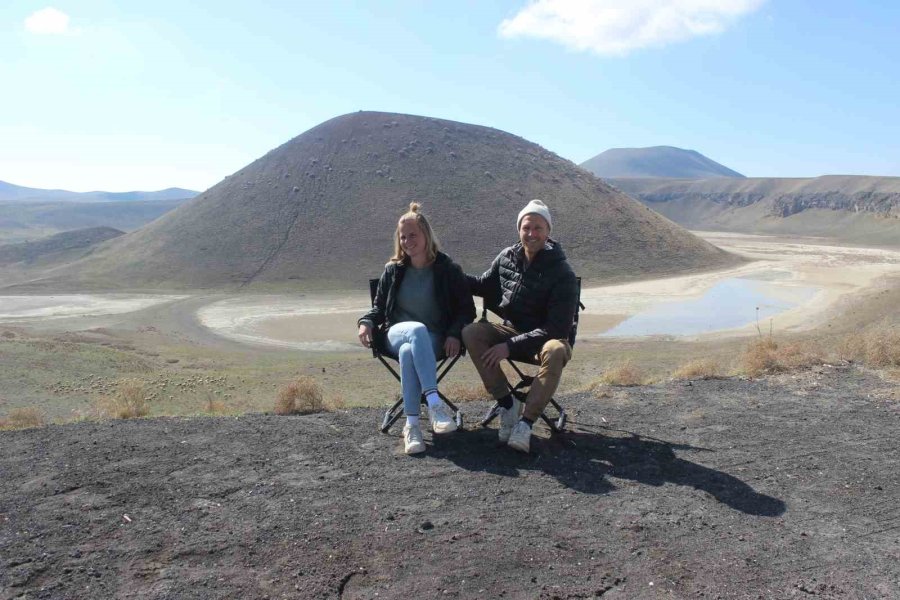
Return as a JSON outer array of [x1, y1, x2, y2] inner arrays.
[[390, 202, 440, 264]]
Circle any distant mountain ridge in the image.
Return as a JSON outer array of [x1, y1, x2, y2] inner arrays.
[[581, 146, 745, 179], [0, 180, 198, 203], [0, 198, 190, 244], [14, 111, 738, 291], [612, 175, 900, 246]]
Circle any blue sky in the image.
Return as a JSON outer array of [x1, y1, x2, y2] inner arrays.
[[2, 1, 899, 192]]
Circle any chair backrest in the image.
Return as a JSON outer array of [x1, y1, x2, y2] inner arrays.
[[570, 277, 583, 347], [369, 278, 379, 307], [480, 276, 584, 347]]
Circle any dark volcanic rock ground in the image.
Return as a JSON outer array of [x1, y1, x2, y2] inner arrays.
[[2, 365, 899, 599]]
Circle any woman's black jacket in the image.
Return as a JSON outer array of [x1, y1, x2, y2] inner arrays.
[[358, 252, 476, 340]]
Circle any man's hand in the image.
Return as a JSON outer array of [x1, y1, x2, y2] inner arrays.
[[444, 336, 461, 357], [481, 342, 510, 369], [358, 323, 373, 348]]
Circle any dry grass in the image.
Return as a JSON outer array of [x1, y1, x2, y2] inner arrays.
[[836, 333, 868, 363], [740, 337, 780, 378], [443, 382, 487, 403], [862, 329, 900, 368], [204, 393, 227, 414], [325, 392, 347, 411], [275, 376, 324, 415], [741, 336, 828, 378], [834, 328, 900, 369], [587, 382, 612, 399], [95, 378, 151, 419], [598, 361, 645, 387], [0, 406, 46, 430], [775, 342, 825, 370], [672, 358, 722, 381]]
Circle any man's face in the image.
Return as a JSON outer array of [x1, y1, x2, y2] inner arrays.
[[518, 214, 549, 255]]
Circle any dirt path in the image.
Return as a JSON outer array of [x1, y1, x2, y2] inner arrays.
[[2, 365, 898, 599]]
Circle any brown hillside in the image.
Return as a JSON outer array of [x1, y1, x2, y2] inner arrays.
[[0, 226, 123, 266], [612, 175, 900, 245], [36, 112, 737, 290]]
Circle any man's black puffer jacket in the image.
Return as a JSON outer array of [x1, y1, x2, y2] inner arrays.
[[359, 251, 476, 340], [468, 239, 578, 358]]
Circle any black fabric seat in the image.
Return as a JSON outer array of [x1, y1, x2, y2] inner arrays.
[[368, 278, 465, 433], [478, 277, 584, 434]]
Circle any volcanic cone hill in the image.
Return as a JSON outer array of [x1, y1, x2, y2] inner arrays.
[[35, 112, 738, 290]]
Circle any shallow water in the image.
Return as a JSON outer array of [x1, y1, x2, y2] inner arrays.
[[601, 274, 819, 338]]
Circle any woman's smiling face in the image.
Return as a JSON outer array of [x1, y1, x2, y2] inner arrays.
[[398, 218, 425, 262]]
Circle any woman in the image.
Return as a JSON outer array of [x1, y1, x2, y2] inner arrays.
[[358, 203, 475, 454]]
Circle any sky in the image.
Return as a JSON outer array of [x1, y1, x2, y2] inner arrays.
[[2, 0, 899, 192]]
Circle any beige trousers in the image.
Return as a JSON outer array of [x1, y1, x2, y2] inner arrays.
[[462, 321, 571, 421]]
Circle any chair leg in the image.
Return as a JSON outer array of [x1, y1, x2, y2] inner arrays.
[[539, 411, 557, 432], [375, 346, 470, 433], [380, 395, 405, 433], [548, 397, 567, 432], [538, 397, 566, 433], [480, 402, 501, 427], [484, 359, 568, 435]]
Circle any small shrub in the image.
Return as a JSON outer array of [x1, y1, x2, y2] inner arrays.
[[837, 333, 867, 363], [96, 378, 151, 419], [741, 337, 779, 377], [581, 378, 612, 398], [600, 362, 644, 387], [672, 359, 722, 381], [835, 329, 900, 368], [0, 407, 46, 430], [275, 376, 324, 415], [864, 329, 900, 368], [325, 393, 347, 411], [775, 342, 824, 370], [591, 384, 612, 399], [205, 393, 226, 414]]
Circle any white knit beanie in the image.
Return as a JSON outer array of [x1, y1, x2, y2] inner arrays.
[[517, 199, 552, 231]]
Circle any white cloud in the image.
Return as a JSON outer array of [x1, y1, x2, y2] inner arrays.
[[24, 7, 71, 35], [499, 0, 766, 56]]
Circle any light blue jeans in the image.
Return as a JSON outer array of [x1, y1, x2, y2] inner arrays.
[[386, 322, 443, 417]]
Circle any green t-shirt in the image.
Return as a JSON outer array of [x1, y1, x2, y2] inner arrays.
[[391, 265, 442, 333]]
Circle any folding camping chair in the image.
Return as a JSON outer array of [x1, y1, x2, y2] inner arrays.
[[478, 277, 584, 434], [368, 279, 466, 433]]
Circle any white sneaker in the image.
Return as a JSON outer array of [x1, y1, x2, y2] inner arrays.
[[429, 403, 458, 434], [403, 424, 425, 455], [498, 397, 523, 443], [507, 421, 532, 453]]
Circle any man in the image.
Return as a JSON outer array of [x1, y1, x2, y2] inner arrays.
[[462, 199, 578, 453]]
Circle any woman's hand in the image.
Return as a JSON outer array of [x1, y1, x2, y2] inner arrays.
[[358, 323, 373, 348], [444, 336, 461, 357]]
